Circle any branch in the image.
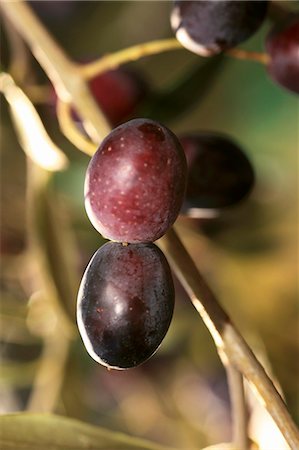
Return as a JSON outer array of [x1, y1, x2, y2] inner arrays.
[[79, 39, 183, 79], [79, 40, 268, 81], [158, 228, 299, 449], [0, 0, 111, 142]]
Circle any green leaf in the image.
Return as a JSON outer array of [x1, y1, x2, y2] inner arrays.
[[0, 413, 175, 450]]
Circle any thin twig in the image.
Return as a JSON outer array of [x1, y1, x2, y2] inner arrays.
[[158, 227, 299, 449], [56, 100, 97, 156], [79, 39, 183, 79], [226, 48, 270, 65], [226, 365, 248, 450], [78, 40, 268, 81]]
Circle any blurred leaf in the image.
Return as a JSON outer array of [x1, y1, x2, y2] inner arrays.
[[0, 413, 175, 450], [140, 56, 224, 123], [201, 445, 235, 450]]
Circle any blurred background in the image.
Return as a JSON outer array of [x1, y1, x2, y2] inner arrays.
[[0, 1, 298, 448]]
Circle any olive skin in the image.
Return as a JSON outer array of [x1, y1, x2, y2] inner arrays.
[[88, 68, 148, 126], [171, 1, 268, 56], [77, 242, 175, 369], [266, 15, 299, 95], [84, 118, 187, 243], [179, 133, 255, 211]]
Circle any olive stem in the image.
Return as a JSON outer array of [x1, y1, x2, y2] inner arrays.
[[226, 364, 248, 450], [78, 40, 269, 80], [0, 0, 111, 143], [159, 228, 299, 449], [79, 39, 183, 79], [226, 48, 270, 65]]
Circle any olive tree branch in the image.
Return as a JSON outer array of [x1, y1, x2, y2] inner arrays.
[[79, 39, 183, 79], [78, 40, 269, 81], [158, 227, 299, 449], [0, 0, 111, 143]]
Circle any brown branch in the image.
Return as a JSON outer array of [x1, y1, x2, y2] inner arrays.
[[79, 39, 183, 80], [0, 0, 111, 143], [79, 40, 269, 81], [158, 228, 299, 449]]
